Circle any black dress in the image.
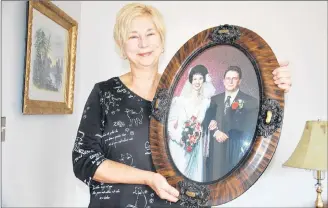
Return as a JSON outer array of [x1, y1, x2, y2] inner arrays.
[[72, 77, 185, 208]]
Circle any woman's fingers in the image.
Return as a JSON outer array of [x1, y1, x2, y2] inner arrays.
[[273, 71, 291, 80], [158, 189, 179, 202], [278, 83, 291, 92], [165, 183, 179, 198], [163, 183, 179, 198], [273, 61, 291, 82], [151, 173, 179, 202], [159, 183, 179, 202], [272, 63, 292, 93], [273, 65, 290, 74], [274, 77, 292, 85], [279, 60, 289, 67], [273, 61, 289, 74]]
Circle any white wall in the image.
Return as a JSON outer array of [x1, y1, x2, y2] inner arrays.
[[78, 1, 327, 207], [1, 1, 82, 207], [0, 2, 3, 207], [2, 1, 327, 207]]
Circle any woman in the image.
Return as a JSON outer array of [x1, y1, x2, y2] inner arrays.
[[167, 65, 215, 182], [72, 2, 292, 208]]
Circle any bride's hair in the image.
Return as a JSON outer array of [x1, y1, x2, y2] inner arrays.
[[188, 65, 208, 83], [179, 64, 215, 99]]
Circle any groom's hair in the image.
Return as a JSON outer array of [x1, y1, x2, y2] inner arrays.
[[188, 65, 208, 83], [224, 66, 242, 79]]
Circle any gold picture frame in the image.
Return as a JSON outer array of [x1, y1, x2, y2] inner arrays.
[[23, 0, 78, 114]]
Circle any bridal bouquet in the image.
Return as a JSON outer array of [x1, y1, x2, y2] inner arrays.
[[181, 115, 202, 153]]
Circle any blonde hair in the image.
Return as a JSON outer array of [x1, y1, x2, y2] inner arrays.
[[113, 3, 166, 56]]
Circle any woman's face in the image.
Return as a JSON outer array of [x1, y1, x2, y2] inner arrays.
[[191, 74, 204, 92], [123, 15, 163, 69]]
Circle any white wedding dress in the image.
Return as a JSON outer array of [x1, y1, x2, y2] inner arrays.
[[167, 95, 211, 182]]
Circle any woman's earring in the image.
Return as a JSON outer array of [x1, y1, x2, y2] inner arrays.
[[162, 48, 164, 53]]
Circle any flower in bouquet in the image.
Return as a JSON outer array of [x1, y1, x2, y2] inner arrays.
[[181, 115, 202, 153]]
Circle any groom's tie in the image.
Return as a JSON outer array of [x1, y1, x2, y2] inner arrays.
[[224, 95, 231, 115]]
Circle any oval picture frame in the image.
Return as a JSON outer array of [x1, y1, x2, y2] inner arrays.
[[150, 24, 284, 207]]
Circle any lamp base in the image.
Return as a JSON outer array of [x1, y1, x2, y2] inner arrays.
[[315, 182, 324, 208]]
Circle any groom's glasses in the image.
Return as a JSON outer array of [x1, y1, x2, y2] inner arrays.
[[224, 77, 239, 82]]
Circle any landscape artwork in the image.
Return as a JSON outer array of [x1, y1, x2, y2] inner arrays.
[[28, 8, 68, 102], [23, 0, 78, 115]]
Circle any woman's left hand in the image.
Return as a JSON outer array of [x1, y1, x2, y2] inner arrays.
[[147, 173, 180, 203], [272, 61, 292, 93]]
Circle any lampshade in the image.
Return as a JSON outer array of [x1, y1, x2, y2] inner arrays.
[[283, 120, 328, 171]]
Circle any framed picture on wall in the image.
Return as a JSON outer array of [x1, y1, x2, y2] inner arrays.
[[22, 0, 78, 115], [149, 24, 285, 207]]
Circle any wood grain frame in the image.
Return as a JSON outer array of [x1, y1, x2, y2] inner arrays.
[[149, 24, 285, 207], [23, 0, 78, 115]]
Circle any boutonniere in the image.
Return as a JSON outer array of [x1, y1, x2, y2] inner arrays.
[[231, 99, 244, 110]]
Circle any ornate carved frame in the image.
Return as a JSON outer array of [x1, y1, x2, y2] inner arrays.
[[150, 24, 284, 207], [22, 0, 78, 114]]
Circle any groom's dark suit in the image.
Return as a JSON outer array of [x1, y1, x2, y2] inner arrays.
[[202, 90, 259, 181]]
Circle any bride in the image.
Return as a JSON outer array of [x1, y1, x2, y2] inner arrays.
[[167, 64, 216, 182]]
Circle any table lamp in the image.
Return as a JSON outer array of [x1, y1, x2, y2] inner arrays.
[[283, 120, 327, 208]]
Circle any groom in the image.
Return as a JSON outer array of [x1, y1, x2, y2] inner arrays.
[[202, 66, 259, 182]]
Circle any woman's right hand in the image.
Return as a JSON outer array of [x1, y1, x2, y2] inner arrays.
[[146, 172, 180, 203]]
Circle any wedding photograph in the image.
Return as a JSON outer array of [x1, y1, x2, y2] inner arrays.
[[167, 45, 261, 182]]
